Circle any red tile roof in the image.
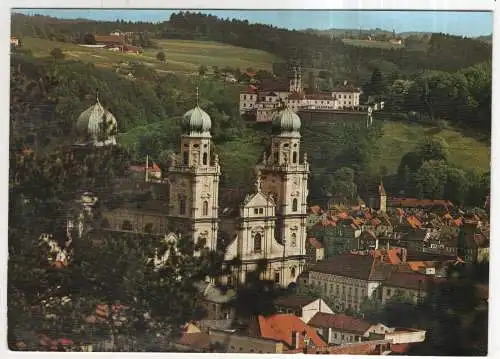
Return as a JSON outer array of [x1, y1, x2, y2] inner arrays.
[[390, 343, 413, 354], [257, 314, 327, 349], [308, 237, 323, 249], [308, 254, 387, 281], [288, 92, 305, 100], [308, 313, 371, 334], [129, 162, 161, 173], [388, 197, 453, 210], [178, 332, 211, 351], [384, 271, 430, 291]]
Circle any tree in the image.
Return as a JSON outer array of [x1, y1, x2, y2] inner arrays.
[[50, 47, 65, 60], [156, 51, 166, 63], [8, 143, 221, 350], [415, 160, 448, 199], [416, 136, 449, 163], [367, 67, 386, 98], [198, 65, 207, 77], [83, 33, 96, 45], [445, 167, 469, 206]]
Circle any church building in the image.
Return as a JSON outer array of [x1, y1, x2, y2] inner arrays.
[[72, 93, 310, 288]]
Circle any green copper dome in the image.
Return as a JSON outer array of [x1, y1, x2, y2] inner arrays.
[[272, 106, 301, 136], [182, 105, 212, 136], [75, 100, 117, 146]]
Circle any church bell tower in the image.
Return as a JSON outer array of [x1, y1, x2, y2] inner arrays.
[[167, 90, 221, 252]]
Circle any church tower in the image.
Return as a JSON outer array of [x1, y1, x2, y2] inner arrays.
[[256, 106, 310, 283], [166, 95, 221, 252], [289, 65, 303, 94]]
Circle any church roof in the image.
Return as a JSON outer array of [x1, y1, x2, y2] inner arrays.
[[272, 106, 301, 137], [182, 105, 212, 137], [75, 98, 117, 146]]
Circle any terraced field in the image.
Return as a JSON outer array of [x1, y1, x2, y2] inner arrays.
[[20, 37, 280, 74]]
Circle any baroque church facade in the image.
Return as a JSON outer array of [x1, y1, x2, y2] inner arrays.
[[74, 95, 309, 288]]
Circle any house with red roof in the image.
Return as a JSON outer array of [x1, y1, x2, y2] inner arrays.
[[305, 237, 324, 267], [308, 312, 390, 345], [249, 314, 327, 351]]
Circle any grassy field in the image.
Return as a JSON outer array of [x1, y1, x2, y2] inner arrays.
[[342, 38, 404, 49], [20, 37, 280, 74], [378, 120, 490, 174]]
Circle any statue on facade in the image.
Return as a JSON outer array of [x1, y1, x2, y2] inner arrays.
[[214, 153, 219, 165], [255, 170, 262, 193], [262, 151, 267, 165], [367, 106, 373, 127]]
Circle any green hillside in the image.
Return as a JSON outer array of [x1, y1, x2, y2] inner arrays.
[[20, 37, 280, 74], [378, 120, 490, 174]]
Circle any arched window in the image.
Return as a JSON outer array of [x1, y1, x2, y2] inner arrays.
[[179, 196, 186, 215], [202, 201, 209, 216], [101, 217, 110, 229], [292, 198, 298, 212], [144, 223, 154, 233], [202, 152, 208, 165], [291, 266, 296, 278], [122, 220, 133, 231], [182, 151, 189, 165], [292, 151, 297, 163], [291, 233, 297, 247], [254, 233, 262, 252]]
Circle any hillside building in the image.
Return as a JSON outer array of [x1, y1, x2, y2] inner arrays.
[[239, 65, 362, 119]]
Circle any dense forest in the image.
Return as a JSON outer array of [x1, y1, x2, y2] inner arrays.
[[12, 11, 492, 76]]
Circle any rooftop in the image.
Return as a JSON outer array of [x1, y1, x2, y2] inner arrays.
[[274, 293, 319, 308], [308, 254, 388, 281], [308, 312, 372, 334], [256, 314, 327, 349]]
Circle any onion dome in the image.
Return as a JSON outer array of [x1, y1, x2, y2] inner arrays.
[[181, 105, 212, 137], [272, 106, 301, 136], [75, 97, 117, 146]]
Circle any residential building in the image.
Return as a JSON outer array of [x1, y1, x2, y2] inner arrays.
[[194, 282, 236, 320], [248, 314, 328, 351], [209, 329, 285, 353], [307, 312, 390, 344], [239, 66, 361, 116], [310, 217, 362, 257], [301, 254, 389, 311], [380, 271, 431, 304], [331, 84, 362, 108], [305, 237, 324, 267], [308, 312, 426, 347], [11, 36, 20, 47], [274, 293, 334, 323]]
